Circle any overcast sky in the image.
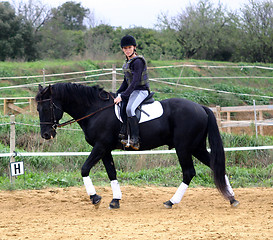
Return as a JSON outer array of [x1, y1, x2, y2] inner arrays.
[[10, 0, 251, 28]]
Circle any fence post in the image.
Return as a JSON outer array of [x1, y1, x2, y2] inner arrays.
[[216, 105, 222, 130], [259, 111, 263, 136], [29, 98, 36, 114], [253, 100, 258, 138], [227, 111, 231, 134], [3, 98, 7, 115], [112, 64, 116, 93], [9, 115, 16, 183], [43, 68, 45, 87]]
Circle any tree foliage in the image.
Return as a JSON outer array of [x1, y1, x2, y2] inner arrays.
[[51, 1, 89, 31], [1, 0, 272, 62], [15, 0, 51, 32], [0, 2, 38, 61], [162, 0, 272, 62], [239, 0, 273, 62]]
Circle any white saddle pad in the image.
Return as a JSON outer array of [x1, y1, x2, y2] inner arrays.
[[115, 101, 163, 123]]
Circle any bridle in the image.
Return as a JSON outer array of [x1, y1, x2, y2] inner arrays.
[[37, 98, 61, 130], [37, 90, 115, 130]]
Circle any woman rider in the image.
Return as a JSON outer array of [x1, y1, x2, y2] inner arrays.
[[114, 35, 150, 150]]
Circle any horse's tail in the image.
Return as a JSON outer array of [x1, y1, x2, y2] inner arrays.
[[202, 106, 231, 200]]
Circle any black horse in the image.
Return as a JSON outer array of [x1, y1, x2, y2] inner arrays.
[[36, 83, 239, 209]]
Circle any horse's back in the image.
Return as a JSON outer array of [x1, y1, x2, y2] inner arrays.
[[161, 98, 207, 122]]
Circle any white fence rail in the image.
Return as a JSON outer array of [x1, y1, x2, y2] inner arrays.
[[1, 146, 273, 158]]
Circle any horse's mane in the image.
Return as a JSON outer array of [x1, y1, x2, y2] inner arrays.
[[56, 83, 107, 106], [37, 83, 107, 106]]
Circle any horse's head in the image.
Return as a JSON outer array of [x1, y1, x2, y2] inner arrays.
[[36, 84, 64, 140]]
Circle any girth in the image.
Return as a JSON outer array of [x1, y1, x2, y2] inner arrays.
[[135, 92, 155, 121]]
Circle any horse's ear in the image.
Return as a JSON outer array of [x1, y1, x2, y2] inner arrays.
[[38, 84, 43, 92]]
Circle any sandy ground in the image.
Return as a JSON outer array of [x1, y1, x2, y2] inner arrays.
[[0, 186, 272, 240]]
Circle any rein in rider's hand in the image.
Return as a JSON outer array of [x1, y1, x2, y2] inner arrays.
[[114, 95, 122, 104]]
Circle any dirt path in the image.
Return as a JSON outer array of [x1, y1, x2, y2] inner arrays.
[[0, 186, 272, 239]]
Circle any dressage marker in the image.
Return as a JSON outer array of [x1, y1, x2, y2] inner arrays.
[[10, 161, 24, 177]]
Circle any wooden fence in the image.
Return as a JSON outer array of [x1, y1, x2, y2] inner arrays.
[[211, 105, 273, 135], [0, 97, 36, 115]]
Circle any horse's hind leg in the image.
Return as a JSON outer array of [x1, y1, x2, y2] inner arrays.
[[164, 150, 196, 209], [193, 147, 239, 207], [102, 152, 122, 209]]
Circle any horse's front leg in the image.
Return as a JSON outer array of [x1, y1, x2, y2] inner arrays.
[[102, 151, 122, 209], [81, 144, 105, 208]]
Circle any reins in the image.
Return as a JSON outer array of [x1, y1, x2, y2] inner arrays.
[[37, 90, 115, 129], [57, 102, 115, 128], [57, 90, 115, 128]]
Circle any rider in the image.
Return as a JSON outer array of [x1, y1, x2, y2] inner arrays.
[[114, 35, 150, 150]]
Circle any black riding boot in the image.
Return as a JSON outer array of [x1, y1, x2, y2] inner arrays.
[[118, 122, 127, 140], [119, 101, 128, 141], [128, 116, 140, 150]]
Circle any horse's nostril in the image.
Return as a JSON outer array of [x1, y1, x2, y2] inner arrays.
[[42, 132, 50, 139]]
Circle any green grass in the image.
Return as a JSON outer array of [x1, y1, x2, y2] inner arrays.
[[0, 163, 272, 191]]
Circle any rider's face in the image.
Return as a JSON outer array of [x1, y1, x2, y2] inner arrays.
[[122, 45, 136, 58]]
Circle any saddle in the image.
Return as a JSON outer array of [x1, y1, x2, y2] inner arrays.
[[114, 92, 163, 124], [135, 92, 155, 121]]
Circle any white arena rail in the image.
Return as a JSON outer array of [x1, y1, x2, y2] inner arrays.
[[0, 146, 273, 158]]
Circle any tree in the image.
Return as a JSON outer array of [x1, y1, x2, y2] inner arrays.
[[52, 1, 89, 31], [239, 0, 273, 62], [0, 2, 38, 61], [160, 0, 239, 61], [36, 1, 89, 59], [84, 24, 117, 60], [37, 23, 86, 59], [156, 14, 185, 59], [15, 0, 51, 32]]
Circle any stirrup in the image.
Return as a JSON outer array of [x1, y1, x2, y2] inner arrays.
[[121, 138, 130, 148], [120, 138, 127, 145], [120, 138, 139, 150], [129, 139, 140, 150]]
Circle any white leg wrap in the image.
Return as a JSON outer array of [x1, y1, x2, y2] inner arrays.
[[111, 180, 122, 199], [170, 182, 188, 204], [225, 175, 235, 197], [83, 176, 96, 196]]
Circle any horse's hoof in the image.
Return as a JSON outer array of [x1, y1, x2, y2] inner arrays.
[[163, 200, 173, 209], [230, 199, 240, 208], [90, 194, 102, 209], [109, 199, 120, 209]]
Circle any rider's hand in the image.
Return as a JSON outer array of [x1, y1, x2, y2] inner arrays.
[[114, 95, 122, 104]]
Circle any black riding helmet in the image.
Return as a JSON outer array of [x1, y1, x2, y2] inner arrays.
[[120, 35, 136, 48]]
